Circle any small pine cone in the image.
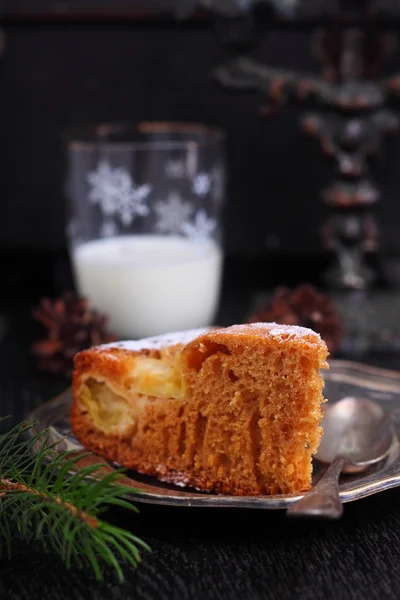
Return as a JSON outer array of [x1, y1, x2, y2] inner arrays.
[[249, 284, 342, 355], [32, 292, 116, 377]]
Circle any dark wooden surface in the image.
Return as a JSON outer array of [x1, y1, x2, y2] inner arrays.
[[2, 300, 400, 599]]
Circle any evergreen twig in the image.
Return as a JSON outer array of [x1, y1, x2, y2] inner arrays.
[[0, 417, 150, 582]]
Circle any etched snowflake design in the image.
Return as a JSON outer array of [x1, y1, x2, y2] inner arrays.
[[87, 161, 151, 226], [193, 172, 211, 197], [154, 192, 193, 234], [100, 220, 118, 238], [180, 209, 216, 241], [165, 159, 186, 179], [117, 183, 151, 226]]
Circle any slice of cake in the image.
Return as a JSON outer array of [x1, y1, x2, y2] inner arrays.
[[71, 323, 328, 495]]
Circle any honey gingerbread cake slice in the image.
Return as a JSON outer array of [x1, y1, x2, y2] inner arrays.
[[71, 323, 328, 495]]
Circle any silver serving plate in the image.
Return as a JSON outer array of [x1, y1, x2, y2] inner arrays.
[[27, 360, 400, 510]]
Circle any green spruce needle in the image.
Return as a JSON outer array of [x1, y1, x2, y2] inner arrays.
[[0, 417, 150, 582]]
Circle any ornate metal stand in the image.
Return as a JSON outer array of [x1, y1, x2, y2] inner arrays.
[[215, 25, 400, 289], [168, 0, 400, 290]]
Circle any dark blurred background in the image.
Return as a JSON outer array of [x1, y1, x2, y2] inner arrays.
[[2, 1, 400, 302]]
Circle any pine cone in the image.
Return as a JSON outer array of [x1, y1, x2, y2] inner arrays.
[[32, 292, 116, 377], [249, 284, 343, 354]]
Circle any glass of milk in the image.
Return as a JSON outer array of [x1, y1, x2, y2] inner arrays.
[[66, 122, 225, 339]]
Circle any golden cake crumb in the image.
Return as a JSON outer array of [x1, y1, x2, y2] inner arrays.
[[71, 323, 328, 495]]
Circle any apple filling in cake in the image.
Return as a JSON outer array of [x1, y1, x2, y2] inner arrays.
[[71, 324, 328, 495]]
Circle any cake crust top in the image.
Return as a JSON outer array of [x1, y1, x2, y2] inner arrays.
[[96, 328, 210, 353], [84, 322, 327, 362]]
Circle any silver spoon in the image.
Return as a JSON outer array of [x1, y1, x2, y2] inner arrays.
[[287, 396, 395, 519]]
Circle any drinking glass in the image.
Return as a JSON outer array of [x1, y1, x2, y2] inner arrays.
[[66, 122, 225, 339]]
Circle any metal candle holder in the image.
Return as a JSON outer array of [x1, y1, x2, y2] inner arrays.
[[169, 0, 400, 290]]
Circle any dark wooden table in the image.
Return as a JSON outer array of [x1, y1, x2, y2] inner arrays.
[[2, 303, 400, 600]]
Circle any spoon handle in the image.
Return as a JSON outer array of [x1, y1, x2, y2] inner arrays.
[[287, 455, 346, 519]]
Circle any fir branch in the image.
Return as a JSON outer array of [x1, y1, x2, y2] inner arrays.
[[0, 417, 150, 582]]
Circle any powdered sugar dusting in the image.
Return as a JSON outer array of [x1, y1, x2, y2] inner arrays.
[[98, 328, 210, 352], [158, 473, 191, 488], [96, 322, 323, 355], [156, 464, 191, 488], [268, 324, 322, 341], [222, 322, 322, 342]]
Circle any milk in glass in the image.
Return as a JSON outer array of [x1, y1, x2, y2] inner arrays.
[[72, 235, 222, 339]]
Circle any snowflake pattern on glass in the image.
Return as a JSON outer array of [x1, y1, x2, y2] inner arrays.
[[154, 192, 193, 234], [99, 220, 118, 238], [193, 173, 212, 197], [180, 209, 216, 241], [87, 161, 151, 226], [165, 159, 186, 179]]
